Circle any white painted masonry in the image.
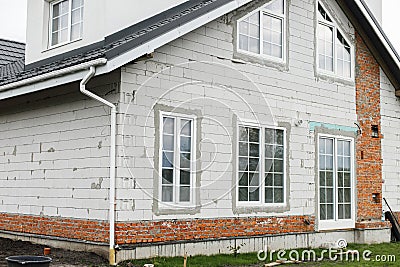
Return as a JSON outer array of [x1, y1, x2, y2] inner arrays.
[[381, 69, 400, 212], [115, 0, 357, 222], [0, 72, 120, 220]]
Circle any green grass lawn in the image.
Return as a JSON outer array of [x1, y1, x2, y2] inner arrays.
[[119, 242, 400, 267]]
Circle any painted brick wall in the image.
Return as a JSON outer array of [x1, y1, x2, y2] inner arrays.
[[354, 32, 383, 221], [0, 74, 119, 221]]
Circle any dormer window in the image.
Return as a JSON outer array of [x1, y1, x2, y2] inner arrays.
[[50, 0, 84, 47], [317, 2, 353, 78], [237, 0, 286, 61]]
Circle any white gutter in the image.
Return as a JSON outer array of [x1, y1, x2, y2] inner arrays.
[[80, 66, 117, 266], [0, 58, 107, 92]]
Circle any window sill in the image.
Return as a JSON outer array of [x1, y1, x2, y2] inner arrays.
[[43, 38, 83, 53], [233, 49, 288, 71], [153, 202, 200, 215], [233, 202, 289, 214], [315, 70, 355, 86]]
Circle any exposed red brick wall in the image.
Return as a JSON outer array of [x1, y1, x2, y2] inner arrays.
[[115, 216, 315, 244], [0, 213, 109, 243], [0, 213, 314, 244], [355, 221, 390, 229], [355, 32, 383, 222]]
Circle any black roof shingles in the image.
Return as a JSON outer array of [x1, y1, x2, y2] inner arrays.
[[0, 0, 228, 87]]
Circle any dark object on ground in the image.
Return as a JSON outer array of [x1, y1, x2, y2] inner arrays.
[[383, 198, 400, 241], [6, 256, 51, 267], [0, 237, 108, 267]]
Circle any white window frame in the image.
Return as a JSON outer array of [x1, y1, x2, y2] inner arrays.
[[236, 0, 287, 63], [49, 0, 84, 48], [317, 133, 355, 231], [158, 111, 197, 208], [316, 1, 354, 80], [236, 121, 287, 207]]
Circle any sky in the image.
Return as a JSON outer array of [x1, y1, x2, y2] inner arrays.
[[0, 0, 399, 52]]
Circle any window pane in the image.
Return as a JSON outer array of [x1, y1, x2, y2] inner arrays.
[[180, 170, 190, 185], [163, 134, 174, 151], [60, 14, 68, 29], [320, 204, 327, 220], [162, 186, 173, 202], [239, 142, 248, 156], [163, 117, 174, 134], [61, 0, 69, 14], [265, 188, 273, 203], [239, 172, 248, 186], [162, 169, 173, 184], [71, 24, 81, 40], [265, 144, 274, 158], [265, 173, 273, 186], [249, 128, 260, 143], [239, 157, 248, 171], [275, 146, 283, 159], [180, 153, 190, 169], [274, 174, 283, 186], [274, 159, 283, 172], [53, 3, 60, 17], [249, 12, 259, 25], [52, 32, 59, 45], [60, 29, 68, 43], [239, 34, 249, 51], [249, 173, 259, 186], [72, 0, 83, 9], [180, 187, 190, 202], [319, 171, 326, 186], [249, 143, 259, 157], [180, 136, 191, 152], [274, 188, 283, 203], [249, 37, 260, 53], [239, 126, 248, 141], [265, 159, 273, 172], [181, 120, 191, 136], [239, 187, 248, 201], [162, 152, 174, 168], [249, 158, 259, 171], [265, 128, 274, 144], [72, 9, 82, 24], [345, 204, 351, 219], [327, 204, 334, 220], [52, 18, 59, 32], [249, 24, 259, 38], [249, 187, 260, 201], [239, 21, 249, 35]]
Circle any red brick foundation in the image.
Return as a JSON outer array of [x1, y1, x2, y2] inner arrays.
[[0, 213, 314, 244], [115, 216, 315, 244], [355, 32, 383, 223], [0, 213, 109, 243]]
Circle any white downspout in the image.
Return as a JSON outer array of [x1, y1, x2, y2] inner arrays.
[[80, 66, 117, 266]]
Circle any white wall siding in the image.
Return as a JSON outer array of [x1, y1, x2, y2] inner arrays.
[[381, 69, 400, 211], [116, 0, 357, 221], [0, 76, 119, 220]]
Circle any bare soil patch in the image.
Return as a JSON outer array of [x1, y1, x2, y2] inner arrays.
[[0, 237, 108, 267]]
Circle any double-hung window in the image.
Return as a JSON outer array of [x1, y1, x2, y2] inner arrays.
[[238, 0, 286, 61], [50, 0, 84, 47], [238, 125, 286, 205], [160, 114, 195, 206], [317, 2, 352, 78], [318, 135, 355, 230]]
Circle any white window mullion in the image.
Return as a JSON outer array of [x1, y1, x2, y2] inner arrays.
[[175, 118, 181, 204], [68, 0, 72, 42], [333, 138, 338, 222], [259, 11, 264, 56]]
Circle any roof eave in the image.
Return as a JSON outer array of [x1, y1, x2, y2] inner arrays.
[[337, 0, 400, 95]]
